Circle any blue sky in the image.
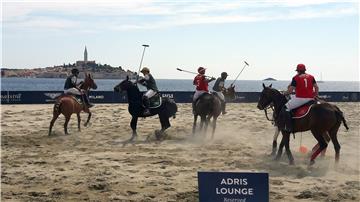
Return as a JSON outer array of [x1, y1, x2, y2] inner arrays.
[[1, 0, 359, 81]]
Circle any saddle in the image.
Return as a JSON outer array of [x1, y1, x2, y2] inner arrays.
[[291, 100, 318, 119], [61, 94, 84, 105], [195, 93, 211, 105], [146, 93, 162, 109]]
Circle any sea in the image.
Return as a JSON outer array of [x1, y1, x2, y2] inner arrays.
[[1, 78, 359, 92]]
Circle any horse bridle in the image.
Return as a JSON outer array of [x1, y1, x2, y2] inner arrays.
[[263, 103, 275, 124]]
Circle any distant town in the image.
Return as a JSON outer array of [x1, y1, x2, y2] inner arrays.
[[1, 47, 136, 79]]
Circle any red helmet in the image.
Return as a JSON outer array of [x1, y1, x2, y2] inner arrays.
[[198, 67, 206, 74], [296, 64, 306, 71]]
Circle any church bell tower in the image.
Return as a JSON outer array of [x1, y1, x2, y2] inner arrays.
[[84, 46, 88, 63]]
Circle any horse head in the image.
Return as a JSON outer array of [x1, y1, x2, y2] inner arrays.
[[114, 75, 135, 92], [81, 73, 97, 91], [257, 83, 274, 110], [225, 84, 236, 100]]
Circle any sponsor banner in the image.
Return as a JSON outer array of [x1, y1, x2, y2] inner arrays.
[[198, 171, 269, 202], [1, 91, 359, 104]]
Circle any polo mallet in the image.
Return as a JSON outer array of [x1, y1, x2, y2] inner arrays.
[[231, 61, 249, 86], [176, 68, 214, 79], [136, 44, 149, 84]]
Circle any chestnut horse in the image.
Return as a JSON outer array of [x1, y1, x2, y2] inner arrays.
[[48, 73, 97, 135], [257, 84, 348, 165]]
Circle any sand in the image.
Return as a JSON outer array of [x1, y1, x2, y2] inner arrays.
[[1, 103, 359, 201]]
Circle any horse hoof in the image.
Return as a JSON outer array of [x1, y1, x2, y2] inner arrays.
[[309, 160, 315, 166], [273, 156, 281, 162], [155, 131, 161, 140], [130, 135, 137, 142]]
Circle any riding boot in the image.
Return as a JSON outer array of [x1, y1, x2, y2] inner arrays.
[[221, 101, 227, 115], [192, 101, 196, 114], [283, 108, 293, 133], [143, 96, 151, 116], [83, 94, 94, 108]]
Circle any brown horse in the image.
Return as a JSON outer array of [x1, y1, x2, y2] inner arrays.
[[192, 85, 236, 139], [48, 73, 97, 135], [192, 93, 221, 139], [257, 84, 348, 165]]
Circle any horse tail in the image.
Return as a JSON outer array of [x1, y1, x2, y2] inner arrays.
[[334, 105, 349, 131], [208, 95, 216, 116], [54, 99, 62, 114], [163, 98, 178, 118]]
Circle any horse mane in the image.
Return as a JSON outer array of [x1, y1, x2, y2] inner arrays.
[[124, 80, 142, 102], [266, 87, 288, 116], [268, 87, 287, 103]]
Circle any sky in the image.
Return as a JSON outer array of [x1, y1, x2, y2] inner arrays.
[[1, 0, 359, 81]]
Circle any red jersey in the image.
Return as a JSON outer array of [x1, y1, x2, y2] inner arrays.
[[193, 74, 209, 92], [290, 73, 316, 98]]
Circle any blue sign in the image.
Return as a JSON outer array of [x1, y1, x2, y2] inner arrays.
[[198, 172, 269, 202], [1, 91, 359, 104]]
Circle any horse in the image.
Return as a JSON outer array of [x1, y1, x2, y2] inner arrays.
[[192, 85, 235, 139], [114, 76, 177, 142], [48, 73, 97, 136], [192, 85, 236, 139], [266, 105, 330, 157], [257, 83, 348, 165], [223, 84, 236, 101]]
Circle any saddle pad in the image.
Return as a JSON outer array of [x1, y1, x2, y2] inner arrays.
[[63, 95, 83, 105], [149, 96, 162, 109], [293, 105, 313, 119]]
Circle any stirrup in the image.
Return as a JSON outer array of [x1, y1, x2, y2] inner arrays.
[[143, 109, 151, 116]]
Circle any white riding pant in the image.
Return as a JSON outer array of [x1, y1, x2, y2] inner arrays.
[[212, 91, 225, 102], [285, 96, 313, 111], [64, 88, 82, 95], [144, 89, 157, 98], [193, 90, 207, 101]]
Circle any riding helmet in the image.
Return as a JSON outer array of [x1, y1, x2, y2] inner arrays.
[[296, 64, 306, 72], [221, 72, 228, 77], [198, 67, 206, 74], [141, 67, 150, 73], [71, 68, 79, 75]]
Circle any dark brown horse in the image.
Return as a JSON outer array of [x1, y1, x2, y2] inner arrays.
[[257, 84, 348, 165], [192, 85, 236, 139], [114, 77, 177, 143], [48, 73, 97, 135], [223, 84, 236, 101]]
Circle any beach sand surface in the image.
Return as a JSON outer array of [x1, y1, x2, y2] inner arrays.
[[1, 103, 359, 201]]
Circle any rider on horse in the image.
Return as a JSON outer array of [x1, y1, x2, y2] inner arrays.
[[282, 64, 319, 132], [212, 72, 228, 115], [138, 67, 159, 116], [64, 68, 93, 108], [192, 67, 216, 114]]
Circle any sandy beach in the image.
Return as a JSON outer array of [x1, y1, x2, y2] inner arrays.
[[1, 103, 359, 201]]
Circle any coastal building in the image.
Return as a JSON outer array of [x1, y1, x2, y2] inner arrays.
[[76, 46, 95, 66]]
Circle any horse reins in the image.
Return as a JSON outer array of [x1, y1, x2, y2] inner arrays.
[[264, 103, 275, 123]]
